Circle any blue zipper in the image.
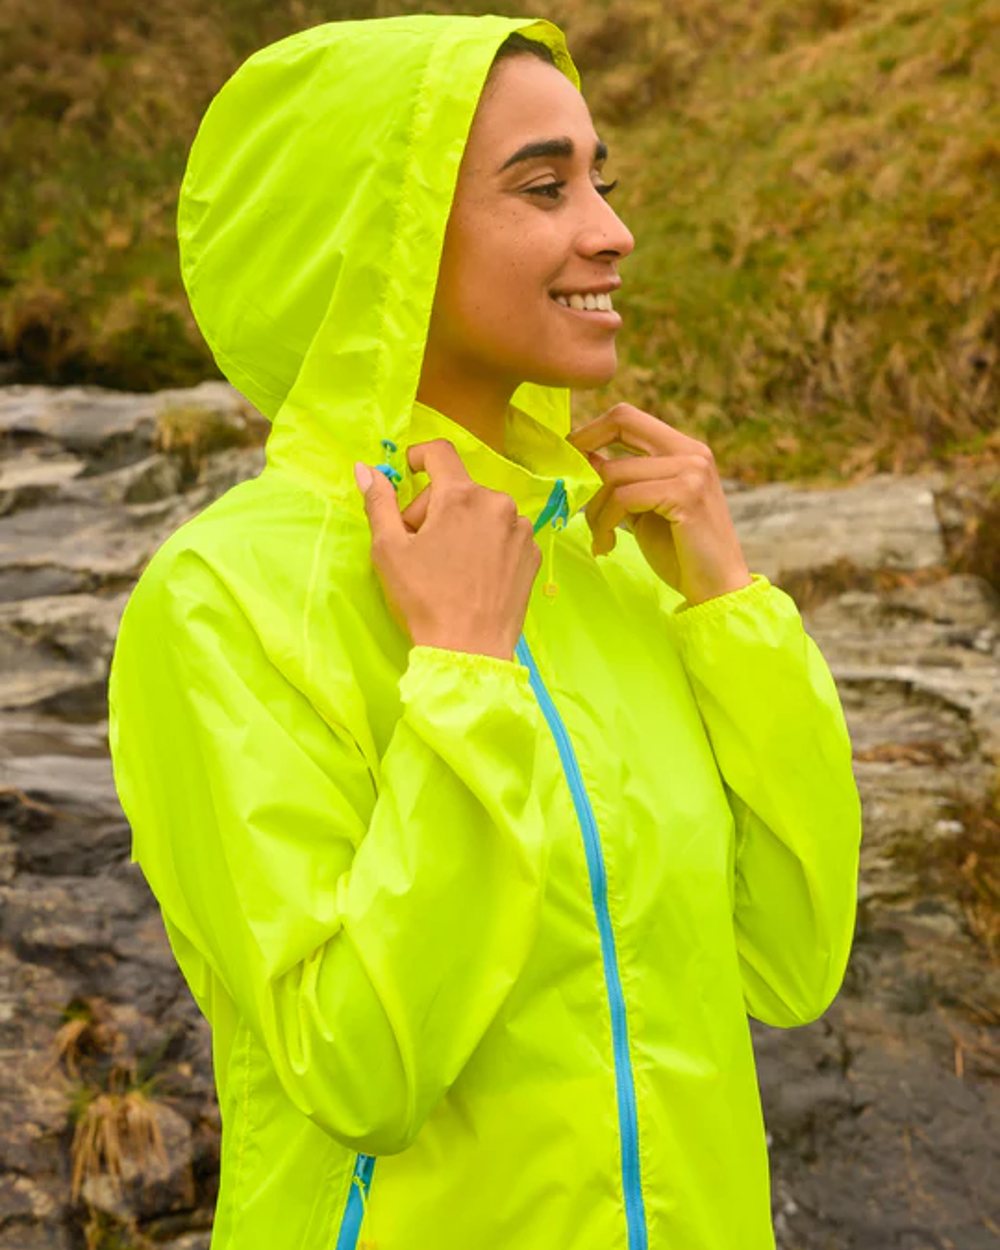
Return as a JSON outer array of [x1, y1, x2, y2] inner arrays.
[[334, 1151, 375, 1249], [515, 483, 649, 1249]]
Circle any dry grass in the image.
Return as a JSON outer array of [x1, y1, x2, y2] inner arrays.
[[888, 779, 1000, 966], [70, 1072, 168, 1204], [568, 0, 999, 483], [1, 0, 997, 483], [81, 1205, 157, 1250], [47, 995, 124, 1080], [48, 995, 175, 1244], [154, 400, 269, 480]]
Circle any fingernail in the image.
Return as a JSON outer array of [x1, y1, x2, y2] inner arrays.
[[353, 462, 373, 492]]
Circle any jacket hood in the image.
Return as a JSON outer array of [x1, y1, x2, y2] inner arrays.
[[176, 12, 604, 546]]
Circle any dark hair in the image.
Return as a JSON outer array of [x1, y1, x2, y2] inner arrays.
[[488, 30, 558, 74]]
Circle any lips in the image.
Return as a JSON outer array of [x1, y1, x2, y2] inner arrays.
[[549, 280, 622, 298], [549, 293, 623, 327]]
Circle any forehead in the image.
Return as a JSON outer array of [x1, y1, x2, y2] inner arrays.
[[469, 54, 596, 157]]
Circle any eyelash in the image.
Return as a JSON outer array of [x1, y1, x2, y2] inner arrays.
[[525, 179, 619, 202]]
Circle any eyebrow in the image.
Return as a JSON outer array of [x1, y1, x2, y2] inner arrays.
[[496, 136, 608, 174]]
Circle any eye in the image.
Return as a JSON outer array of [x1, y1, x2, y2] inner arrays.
[[525, 179, 620, 202]]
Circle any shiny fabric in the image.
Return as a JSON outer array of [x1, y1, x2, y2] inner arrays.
[[106, 13, 863, 1250]]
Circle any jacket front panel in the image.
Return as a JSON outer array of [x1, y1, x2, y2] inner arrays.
[[303, 495, 778, 1250]]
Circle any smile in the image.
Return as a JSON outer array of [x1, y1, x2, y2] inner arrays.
[[549, 292, 622, 327]]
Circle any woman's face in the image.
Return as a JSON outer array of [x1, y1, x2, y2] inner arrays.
[[423, 53, 635, 402]]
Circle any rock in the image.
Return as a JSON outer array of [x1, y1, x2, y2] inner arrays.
[[0, 380, 996, 1250], [0, 450, 86, 517], [0, 592, 128, 716], [0, 380, 258, 476], [727, 471, 948, 581]]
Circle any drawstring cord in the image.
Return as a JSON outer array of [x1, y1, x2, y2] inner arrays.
[[533, 477, 569, 598], [372, 439, 569, 598], [374, 438, 403, 491]]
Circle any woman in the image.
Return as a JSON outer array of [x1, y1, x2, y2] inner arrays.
[[107, 14, 863, 1250]]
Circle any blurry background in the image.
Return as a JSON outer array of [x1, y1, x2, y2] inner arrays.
[[0, 1, 996, 1248]]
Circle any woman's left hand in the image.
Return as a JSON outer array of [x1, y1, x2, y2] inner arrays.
[[566, 402, 753, 608]]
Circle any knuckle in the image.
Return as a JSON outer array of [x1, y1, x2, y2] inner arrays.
[[496, 492, 520, 520], [442, 479, 472, 505]]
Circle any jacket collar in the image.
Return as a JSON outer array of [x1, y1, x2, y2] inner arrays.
[[264, 391, 602, 534], [394, 398, 600, 530]]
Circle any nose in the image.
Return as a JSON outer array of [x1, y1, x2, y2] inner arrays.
[[584, 190, 635, 262]]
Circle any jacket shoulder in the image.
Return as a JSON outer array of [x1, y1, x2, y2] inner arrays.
[[124, 470, 339, 620]]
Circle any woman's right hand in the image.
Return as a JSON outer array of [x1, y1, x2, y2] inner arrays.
[[354, 439, 543, 662]]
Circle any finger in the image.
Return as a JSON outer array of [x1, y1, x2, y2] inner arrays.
[[590, 467, 691, 555], [583, 451, 639, 546], [358, 462, 408, 548], [399, 484, 431, 533], [589, 483, 629, 555], [588, 451, 692, 484], [584, 471, 617, 547], [567, 403, 663, 455], [584, 454, 688, 548], [406, 438, 473, 492], [567, 401, 711, 459]]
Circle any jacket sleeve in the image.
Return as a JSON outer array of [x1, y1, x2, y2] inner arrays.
[[107, 545, 551, 1155], [658, 572, 863, 1027]]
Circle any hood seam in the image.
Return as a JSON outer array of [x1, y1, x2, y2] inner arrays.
[[367, 40, 438, 465]]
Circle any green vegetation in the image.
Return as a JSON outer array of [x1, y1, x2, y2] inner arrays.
[[1, 0, 996, 482]]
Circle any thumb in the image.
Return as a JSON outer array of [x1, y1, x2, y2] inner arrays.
[[354, 462, 405, 544]]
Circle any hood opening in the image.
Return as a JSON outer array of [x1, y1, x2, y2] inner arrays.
[[177, 12, 604, 577]]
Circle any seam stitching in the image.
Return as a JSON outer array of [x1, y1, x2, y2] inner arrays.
[[231, 1021, 252, 1244], [303, 497, 335, 688]]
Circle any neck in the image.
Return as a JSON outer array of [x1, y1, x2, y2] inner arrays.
[[416, 359, 516, 458]]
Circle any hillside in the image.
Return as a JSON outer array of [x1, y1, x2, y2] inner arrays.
[[1, 0, 997, 482]]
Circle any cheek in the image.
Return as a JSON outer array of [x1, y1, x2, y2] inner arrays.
[[437, 209, 560, 339]]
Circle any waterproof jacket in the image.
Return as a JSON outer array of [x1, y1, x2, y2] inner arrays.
[[106, 13, 864, 1250]]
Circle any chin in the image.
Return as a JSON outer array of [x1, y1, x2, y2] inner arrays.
[[548, 354, 619, 390], [515, 343, 616, 388]]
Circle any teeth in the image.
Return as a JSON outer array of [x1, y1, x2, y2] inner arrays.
[[553, 291, 613, 312]]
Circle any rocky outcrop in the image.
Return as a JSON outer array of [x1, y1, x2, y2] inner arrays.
[[0, 383, 996, 1250]]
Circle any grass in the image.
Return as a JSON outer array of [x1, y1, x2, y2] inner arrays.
[[0, 0, 997, 484], [154, 400, 270, 482], [571, 0, 999, 482], [69, 1077, 168, 1204], [48, 996, 173, 1246]]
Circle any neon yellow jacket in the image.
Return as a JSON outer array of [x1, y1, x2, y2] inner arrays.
[[107, 14, 863, 1250]]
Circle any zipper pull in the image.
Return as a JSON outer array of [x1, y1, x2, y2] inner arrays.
[[540, 479, 569, 599], [542, 520, 558, 597], [374, 437, 402, 491]]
